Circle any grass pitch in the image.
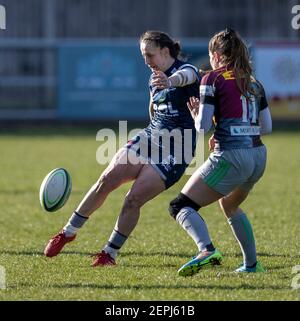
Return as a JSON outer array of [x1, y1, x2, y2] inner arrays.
[[0, 126, 299, 301]]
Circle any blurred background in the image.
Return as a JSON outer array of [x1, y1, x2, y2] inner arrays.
[[0, 0, 299, 124]]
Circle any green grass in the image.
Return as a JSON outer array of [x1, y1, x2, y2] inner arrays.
[[0, 127, 299, 301]]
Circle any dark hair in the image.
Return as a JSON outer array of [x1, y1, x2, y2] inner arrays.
[[140, 30, 181, 59], [209, 28, 259, 98]]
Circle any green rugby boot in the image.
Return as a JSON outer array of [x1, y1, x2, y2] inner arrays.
[[178, 249, 223, 277], [235, 261, 265, 273]]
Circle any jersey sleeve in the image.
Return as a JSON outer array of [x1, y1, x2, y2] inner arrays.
[[259, 87, 268, 111], [199, 72, 217, 106], [255, 80, 268, 112], [178, 64, 201, 82]]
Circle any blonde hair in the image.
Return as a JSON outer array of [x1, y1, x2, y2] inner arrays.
[[209, 28, 259, 98]]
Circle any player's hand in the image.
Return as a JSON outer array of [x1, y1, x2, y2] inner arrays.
[[151, 70, 171, 89], [208, 134, 215, 151], [187, 96, 200, 120]]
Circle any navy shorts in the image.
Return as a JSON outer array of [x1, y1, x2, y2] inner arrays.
[[125, 128, 196, 189]]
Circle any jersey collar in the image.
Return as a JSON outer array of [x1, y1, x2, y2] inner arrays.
[[164, 59, 178, 76]]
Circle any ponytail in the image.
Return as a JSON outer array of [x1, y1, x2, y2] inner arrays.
[[209, 28, 259, 98]]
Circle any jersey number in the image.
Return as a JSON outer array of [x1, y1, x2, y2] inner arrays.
[[240, 95, 257, 123]]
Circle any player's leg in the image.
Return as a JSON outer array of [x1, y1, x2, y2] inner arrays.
[[170, 170, 224, 276], [44, 148, 143, 257], [173, 173, 224, 254], [92, 163, 165, 266], [173, 151, 248, 276], [219, 146, 267, 272], [170, 151, 227, 250], [218, 187, 257, 268], [74, 148, 143, 218], [218, 186, 249, 218], [219, 189, 264, 272]]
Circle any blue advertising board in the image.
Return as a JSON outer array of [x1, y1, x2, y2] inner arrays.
[[58, 41, 208, 120]]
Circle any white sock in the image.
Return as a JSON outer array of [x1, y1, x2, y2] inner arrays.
[[176, 207, 214, 252], [63, 224, 79, 237], [63, 211, 88, 237], [103, 245, 118, 259]]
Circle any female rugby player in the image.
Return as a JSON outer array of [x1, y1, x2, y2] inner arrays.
[[44, 30, 201, 267], [169, 28, 272, 276]]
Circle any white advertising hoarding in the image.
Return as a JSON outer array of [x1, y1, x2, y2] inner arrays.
[[254, 43, 300, 99]]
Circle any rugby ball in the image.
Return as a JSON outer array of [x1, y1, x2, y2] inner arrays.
[[39, 168, 72, 212]]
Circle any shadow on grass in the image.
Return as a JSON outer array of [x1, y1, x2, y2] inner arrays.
[[1, 249, 299, 260], [57, 250, 190, 258], [120, 263, 178, 268], [120, 251, 192, 258], [9, 282, 290, 291], [118, 251, 300, 260], [224, 252, 300, 259], [0, 250, 45, 256], [0, 250, 91, 256], [10, 250, 193, 258], [257, 252, 300, 258]]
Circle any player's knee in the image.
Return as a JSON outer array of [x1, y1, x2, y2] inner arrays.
[[169, 193, 200, 220]]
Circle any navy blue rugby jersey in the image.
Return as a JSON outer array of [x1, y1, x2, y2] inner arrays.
[[148, 59, 200, 131]]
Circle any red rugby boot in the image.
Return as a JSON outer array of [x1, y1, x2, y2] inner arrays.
[[92, 250, 116, 267], [44, 230, 76, 257]]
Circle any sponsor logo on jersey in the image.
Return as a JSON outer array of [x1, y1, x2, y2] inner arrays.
[[222, 70, 235, 80], [230, 126, 260, 136]]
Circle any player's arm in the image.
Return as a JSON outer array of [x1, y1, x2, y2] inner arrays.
[[187, 73, 216, 134], [257, 82, 272, 135], [151, 66, 198, 89], [187, 96, 216, 151], [195, 103, 214, 133], [259, 107, 272, 135], [187, 97, 214, 133], [168, 66, 198, 87]]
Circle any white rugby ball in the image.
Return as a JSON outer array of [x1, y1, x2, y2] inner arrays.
[[39, 168, 72, 212]]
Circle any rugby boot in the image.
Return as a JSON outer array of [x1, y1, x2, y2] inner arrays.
[[44, 230, 76, 257]]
